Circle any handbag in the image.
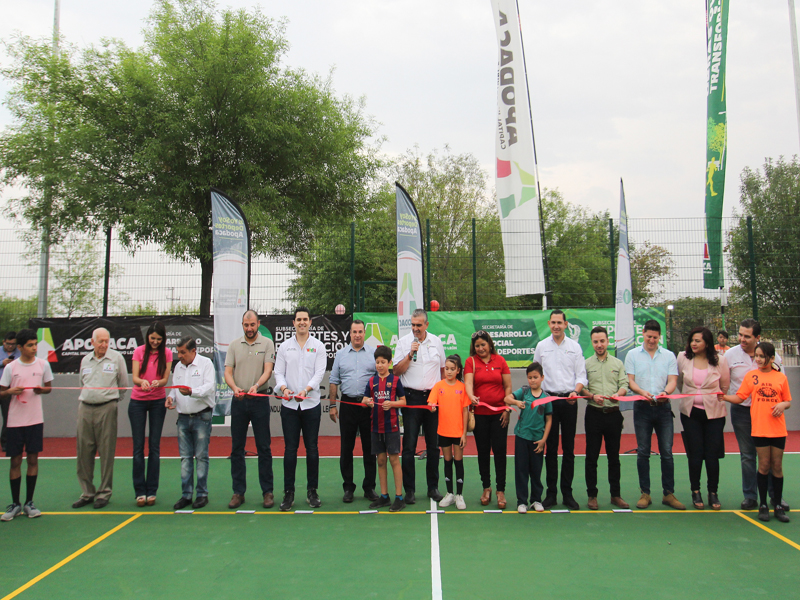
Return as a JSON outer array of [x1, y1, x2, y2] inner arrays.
[[467, 356, 477, 432]]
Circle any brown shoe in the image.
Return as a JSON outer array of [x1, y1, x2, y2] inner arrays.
[[263, 492, 274, 509], [636, 493, 652, 509], [228, 494, 245, 509], [496, 491, 507, 509], [610, 496, 630, 509], [587, 497, 598, 510], [662, 493, 686, 510], [480, 488, 492, 506]]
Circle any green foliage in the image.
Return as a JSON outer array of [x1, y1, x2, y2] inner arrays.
[[0, 0, 380, 315], [707, 118, 727, 154], [0, 294, 37, 334], [116, 302, 160, 316], [727, 156, 800, 344]]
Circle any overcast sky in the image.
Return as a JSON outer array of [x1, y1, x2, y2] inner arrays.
[[2, 0, 799, 222]]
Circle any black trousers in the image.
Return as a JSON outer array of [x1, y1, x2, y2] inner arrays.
[[680, 408, 725, 493], [401, 389, 439, 493], [338, 395, 376, 493], [545, 397, 578, 496], [473, 413, 508, 491], [584, 407, 624, 497], [0, 395, 9, 450]]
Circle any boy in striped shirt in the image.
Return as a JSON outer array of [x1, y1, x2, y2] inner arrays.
[[363, 346, 407, 511]]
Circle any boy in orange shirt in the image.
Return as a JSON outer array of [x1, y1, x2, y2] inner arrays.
[[720, 342, 791, 522]]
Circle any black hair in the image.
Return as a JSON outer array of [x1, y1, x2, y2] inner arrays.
[[177, 336, 196, 351], [590, 326, 608, 338], [294, 306, 311, 320], [684, 326, 719, 367], [643, 319, 661, 334], [374, 345, 393, 362], [15, 329, 37, 348], [526, 361, 544, 376], [469, 330, 496, 356], [549, 309, 566, 322], [755, 342, 780, 371], [445, 354, 463, 381], [717, 330, 729, 339], [351, 319, 365, 328], [4, 331, 16, 341], [142, 321, 168, 378], [740, 318, 761, 338]]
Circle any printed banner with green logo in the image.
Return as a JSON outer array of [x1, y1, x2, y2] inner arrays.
[[703, 0, 728, 289], [358, 308, 664, 368], [396, 183, 424, 337]]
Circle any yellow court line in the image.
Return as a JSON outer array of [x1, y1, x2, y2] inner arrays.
[[1, 513, 142, 600], [734, 510, 800, 552]]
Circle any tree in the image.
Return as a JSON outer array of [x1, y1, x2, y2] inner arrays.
[[727, 156, 800, 346], [630, 241, 675, 308], [0, 0, 380, 315]]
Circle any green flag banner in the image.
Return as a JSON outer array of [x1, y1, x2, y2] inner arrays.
[[357, 308, 665, 368], [703, 0, 728, 289]]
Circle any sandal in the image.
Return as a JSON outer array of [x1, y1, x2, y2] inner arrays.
[[146, 496, 156, 506], [691, 490, 704, 510], [480, 488, 492, 506], [496, 491, 507, 510], [136, 496, 146, 507], [708, 492, 721, 511]]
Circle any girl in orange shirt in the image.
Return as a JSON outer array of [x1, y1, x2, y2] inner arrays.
[[720, 342, 791, 522], [428, 355, 470, 510]]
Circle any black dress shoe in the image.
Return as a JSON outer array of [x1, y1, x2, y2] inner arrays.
[[280, 491, 294, 511], [173, 497, 192, 510], [405, 491, 416, 505], [562, 495, 580, 510], [93, 498, 109, 509], [307, 489, 321, 508], [343, 489, 354, 503], [364, 489, 379, 502], [428, 488, 444, 502], [192, 496, 208, 509], [741, 498, 758, 510], [542, 494, 557, 509], [72, 497, 93, 509]]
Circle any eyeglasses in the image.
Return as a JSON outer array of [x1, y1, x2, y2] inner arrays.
[[471, 330, 489, 340]]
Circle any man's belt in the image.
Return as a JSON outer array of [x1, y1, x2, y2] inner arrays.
[[588, 404, 620, 414], [545, 391, 573, 398], [81, 399, 118, 407], [637, 398, 670, 407], [181, 406, 212, 417]]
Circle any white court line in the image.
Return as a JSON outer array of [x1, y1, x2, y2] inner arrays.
[[430, 498, 443, 600]]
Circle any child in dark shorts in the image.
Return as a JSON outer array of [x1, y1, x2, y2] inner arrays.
[[363, 346, 407, 511]]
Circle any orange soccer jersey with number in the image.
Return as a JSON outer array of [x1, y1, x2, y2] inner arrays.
[[736, 369, 792, 438]]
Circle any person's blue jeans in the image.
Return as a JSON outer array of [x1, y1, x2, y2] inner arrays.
[[128, 398, 167, 497], [230, 396, 273, 496], [177, 410, 212, 498], [281, 403, 321, 492], [730, 403, 777, 501], [633, 401, 675, 496]]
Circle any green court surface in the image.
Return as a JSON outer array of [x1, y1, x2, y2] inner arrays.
[[2, 455, 800, 600]]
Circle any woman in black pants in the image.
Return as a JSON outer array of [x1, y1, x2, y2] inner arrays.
[[464, 331, 512, 509], [677, 326, 730, 510]]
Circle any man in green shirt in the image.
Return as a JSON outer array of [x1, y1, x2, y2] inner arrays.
[[584, 326, 629, 510]]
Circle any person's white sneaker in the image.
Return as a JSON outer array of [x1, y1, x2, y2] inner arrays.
[[439, 493, 456, 508], [1, 503, 21, 521], [517, 503, 528, 514], [455, 495, 466, 510], [23, 501, 41, 518], [532, 501, 544, 512]]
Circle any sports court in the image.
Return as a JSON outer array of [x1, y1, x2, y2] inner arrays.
[[3, 446, 799, 600]]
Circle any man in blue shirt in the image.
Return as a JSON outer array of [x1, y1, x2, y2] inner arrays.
[[329, 320, 378, 503], [0, 332, 20, 453], [624, 320, 684, 511]]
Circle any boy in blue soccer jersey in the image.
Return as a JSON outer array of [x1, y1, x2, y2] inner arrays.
[[363, 346, 407, 512]]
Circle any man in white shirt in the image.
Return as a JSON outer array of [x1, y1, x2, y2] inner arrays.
[[274, 307, 327, 511], [725, 318, 788, 511], [392, 308, 446, 504], [168, 337, 216, 510], [533, 309, 588, 510]]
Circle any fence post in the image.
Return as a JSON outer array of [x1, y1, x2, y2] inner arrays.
[[608, 217, 616, 305], [472, 218, 478, 311], [350, 222, 355, 313], [747, 216, 758, 320], [426, 219, 431, 311], [102, 227, 112, 317]]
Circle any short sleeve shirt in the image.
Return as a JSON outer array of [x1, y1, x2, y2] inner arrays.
[[428, 380, 470, 437], [727, 345, 782, 407], [131, 345, 173, 401], [512, 387, 553, 442], [624, 345, 678, 396], [736, 369, 792, 438], [464, 353, 510, 415], [224, 333, 276, 392], [364, 374, 405, 434], [393, 332, 446, 391], [0, 357, 54, 427]]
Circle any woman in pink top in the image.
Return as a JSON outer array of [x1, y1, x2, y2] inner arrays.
[[129, 322, 173, 506], [677, 327, 730, 511]]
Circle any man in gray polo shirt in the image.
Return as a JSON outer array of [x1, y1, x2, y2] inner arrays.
[[224, 310, 276, 509], [72, 328, 129, 510]]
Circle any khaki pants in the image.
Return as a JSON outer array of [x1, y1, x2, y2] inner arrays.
[[77, 401, 118, 501]]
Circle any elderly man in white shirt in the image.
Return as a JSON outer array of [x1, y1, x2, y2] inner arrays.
[[533, 309, 588, 511], [167, 337, 216, 510], [274, 307, 327, 511]]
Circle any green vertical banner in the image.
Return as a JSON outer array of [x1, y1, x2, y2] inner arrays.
[[703, 0, 728, 289]]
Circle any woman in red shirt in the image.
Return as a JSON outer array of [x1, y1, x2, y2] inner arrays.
[[464, 330, 512, 509]]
